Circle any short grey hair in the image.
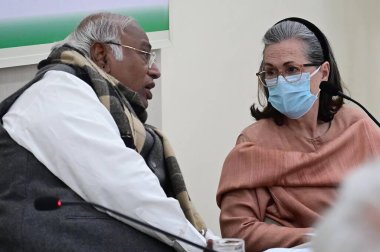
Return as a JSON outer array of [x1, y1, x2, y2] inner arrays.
[[56, 12, 135, 61], [262, 21, 324, 64]]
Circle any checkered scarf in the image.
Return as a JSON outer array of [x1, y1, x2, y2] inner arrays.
[[38, 45, 207, 234]]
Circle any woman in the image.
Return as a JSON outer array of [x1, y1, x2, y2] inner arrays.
[[216, 17, 380, 252]]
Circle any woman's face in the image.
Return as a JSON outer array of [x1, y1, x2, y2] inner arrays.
[[263, 38, 329, 95]]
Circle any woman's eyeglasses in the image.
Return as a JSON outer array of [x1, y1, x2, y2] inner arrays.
[[256, 63, 320, 87]]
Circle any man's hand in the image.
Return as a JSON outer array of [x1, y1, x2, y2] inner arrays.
[[203, 239, 214, 252], [203, 229, 220, 252]]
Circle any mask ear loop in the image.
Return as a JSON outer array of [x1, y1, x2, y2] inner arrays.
[[315, 89, 321, 98], [310, 66, 322, 97], [310, 66, 321, 78]]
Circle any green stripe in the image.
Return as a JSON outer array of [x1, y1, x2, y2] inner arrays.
[[0, 7, 169, 49]]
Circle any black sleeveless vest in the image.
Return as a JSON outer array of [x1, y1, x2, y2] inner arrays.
[[0, 65, 176, 252]]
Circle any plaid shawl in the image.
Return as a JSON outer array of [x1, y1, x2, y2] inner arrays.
[[38, 45, 207, 235]]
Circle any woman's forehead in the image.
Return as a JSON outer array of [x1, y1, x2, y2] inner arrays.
[[264, 39, 307, 65]]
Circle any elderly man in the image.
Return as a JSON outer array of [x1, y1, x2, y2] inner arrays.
[[0, 12, 211, 251]]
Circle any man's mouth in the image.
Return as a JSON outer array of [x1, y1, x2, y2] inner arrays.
[[144, 82, 155, 100], [145, 88, 153, 100]]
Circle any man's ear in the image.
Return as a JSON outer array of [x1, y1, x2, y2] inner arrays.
[[90, 42, 111, 73]]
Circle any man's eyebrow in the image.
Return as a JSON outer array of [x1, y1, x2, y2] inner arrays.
[[140, 41, 152, 51]]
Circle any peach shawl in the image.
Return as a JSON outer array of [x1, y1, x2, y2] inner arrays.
[[217, 106, 380, 252]]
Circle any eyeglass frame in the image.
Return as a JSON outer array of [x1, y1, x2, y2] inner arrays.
[[256, 63, 321, 87], [105, 41, 156, 68]]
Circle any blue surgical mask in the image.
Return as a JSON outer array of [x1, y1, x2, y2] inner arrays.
[[268, 67, 320, 119]]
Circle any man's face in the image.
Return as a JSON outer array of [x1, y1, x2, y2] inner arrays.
[[104, 21, 161, 108]]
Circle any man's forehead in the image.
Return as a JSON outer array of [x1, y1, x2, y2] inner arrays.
[[123, 21, 151, 49]]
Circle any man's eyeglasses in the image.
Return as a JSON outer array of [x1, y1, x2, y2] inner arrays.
[[256, 63, 320, 87], [106, 41, 156, 68]]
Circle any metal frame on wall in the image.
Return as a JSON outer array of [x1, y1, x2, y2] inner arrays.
[[0, 0, 170, 68]]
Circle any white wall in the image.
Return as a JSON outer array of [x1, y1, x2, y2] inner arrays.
[[0, 64, 37, 101], [0, 0, 379, 237], [161, 0, 380, 235]]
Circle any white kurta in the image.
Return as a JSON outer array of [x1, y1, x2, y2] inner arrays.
[[3, 70, 206, 251]]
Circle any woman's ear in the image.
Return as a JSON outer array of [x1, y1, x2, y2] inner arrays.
[[321, 61, 330, 81], [90, 42, 111, 73]]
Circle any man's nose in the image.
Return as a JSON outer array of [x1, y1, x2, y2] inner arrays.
[[148, 62, 161, 79]]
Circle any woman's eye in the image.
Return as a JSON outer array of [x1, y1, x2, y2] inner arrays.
[[286, 66, 301, 75], [265, 69, 277, 78]]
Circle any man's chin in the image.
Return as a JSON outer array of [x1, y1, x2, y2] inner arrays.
[[136, 94, 149, 109], [141, 99, 149, 109]]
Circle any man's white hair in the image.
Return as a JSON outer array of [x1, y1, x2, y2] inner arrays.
[[312, 158, 380, 252], [54, 12, 135, 61]]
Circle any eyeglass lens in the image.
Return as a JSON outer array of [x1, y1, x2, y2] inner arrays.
[[259, 65, 304, 87], [148, 52, 156, 68]]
